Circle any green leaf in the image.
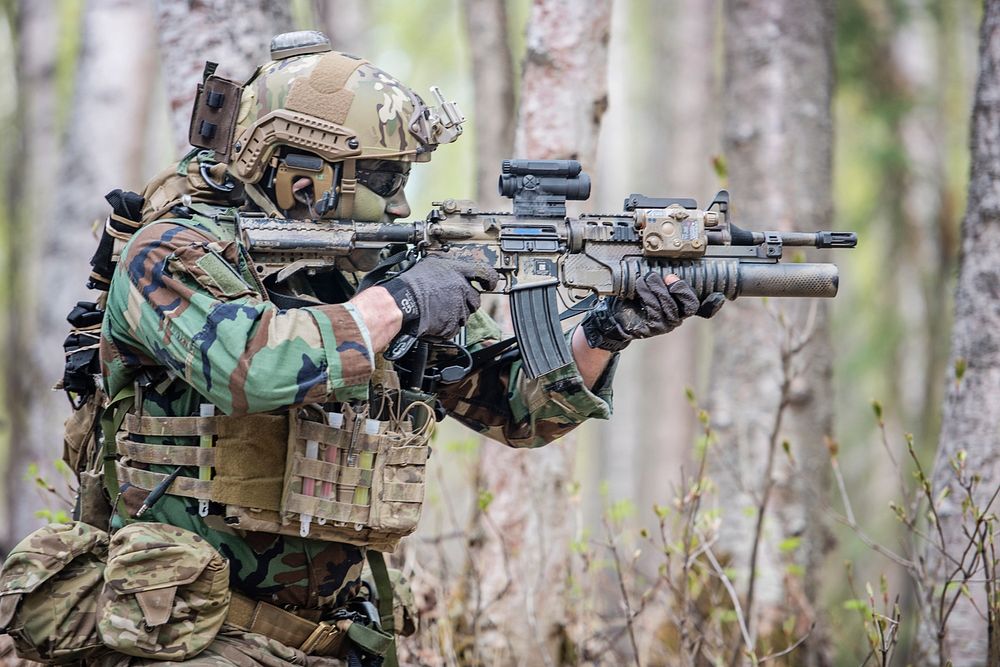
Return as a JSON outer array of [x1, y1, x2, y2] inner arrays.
[[477, 489, 494, 512], [778, 536, 801, 553], [715, 609, 738, 624], [712, 154, 728, 180], [608, 498, 635, 523], [955, 357, 967, 384]]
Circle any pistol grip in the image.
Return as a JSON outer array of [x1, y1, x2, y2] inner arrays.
[[510, 282, 573, 379]]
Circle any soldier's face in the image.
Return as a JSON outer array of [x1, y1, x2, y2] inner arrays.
[[348, 159, 412, 222], [336, 159, 413, 271], [288, 159, 411, 223]]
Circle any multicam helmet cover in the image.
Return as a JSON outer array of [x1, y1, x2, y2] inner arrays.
[[229, 32, 464, 185], [187, 32, 463, 219]]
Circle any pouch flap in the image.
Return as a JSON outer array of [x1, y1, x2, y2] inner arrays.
[[135, 586, 178, 628], [188, 71, 242, 163], [104, 523, 215, 595], [0, 522, 108, 596], [0, 594, 17, 628]]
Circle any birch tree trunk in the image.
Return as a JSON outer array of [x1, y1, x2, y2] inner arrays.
[[613, 0, 722, 661], [919, 2, 1000, 664], [595, 0, 721, 551], [2, 0, 62, 553], [462, 0, 515, 209], [154, 0, 293, 155], [709, 0, 835, 662], [315, 0, 369, 62], [3, 0, 157, 552], [468, 2, 611, 663]]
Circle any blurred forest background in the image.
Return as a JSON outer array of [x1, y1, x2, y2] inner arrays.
[[1, 0, 998, 665]]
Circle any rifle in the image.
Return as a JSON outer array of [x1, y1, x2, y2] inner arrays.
[[240, 159, 856, 383]]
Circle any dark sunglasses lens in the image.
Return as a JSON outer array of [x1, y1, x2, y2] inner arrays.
[[360, 170, 405, 197]]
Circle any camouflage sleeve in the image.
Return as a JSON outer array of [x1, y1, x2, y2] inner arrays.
[[436, 310, 618, 448], [103, 221, 374, 414]]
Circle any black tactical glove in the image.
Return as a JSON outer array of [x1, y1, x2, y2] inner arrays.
[[382, 254, 500, 339], [581, 273, 725, 352]]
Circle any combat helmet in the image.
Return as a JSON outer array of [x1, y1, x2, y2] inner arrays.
[[189, 31, 464, 219]]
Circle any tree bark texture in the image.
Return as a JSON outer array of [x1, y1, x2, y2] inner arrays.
[[514, 0, 610, 164], [2, 0, 62, 553], [315, 0, 369, 63], [462, 0, 515, 209], [3, 0, 157, 552], [595, 0, 721, 550], [596, 0, 721, 661], [469, 1, 611, 663], [710, 0, 835, 662], [920, 2, 1000, 664], [154, 0, 293, 155]]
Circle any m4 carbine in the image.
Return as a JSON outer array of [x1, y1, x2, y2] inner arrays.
[[240, 159, 856, 382]]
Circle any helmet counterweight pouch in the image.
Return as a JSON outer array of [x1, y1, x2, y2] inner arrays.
[[188, 61, 242, 163]]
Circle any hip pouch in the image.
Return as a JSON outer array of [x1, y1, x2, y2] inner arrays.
[[96, 522, 230, 661], [0, 522, 109, 664]]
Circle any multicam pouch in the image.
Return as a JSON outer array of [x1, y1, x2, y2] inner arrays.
[[0, 522, 109, 664], [96, 522, 230, 661], [268, 386, 433, 552]]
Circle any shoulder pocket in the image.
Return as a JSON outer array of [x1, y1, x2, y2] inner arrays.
[[169, 242, 257, 301], [0, 522, 109, 664], [97, 522, 230, 661]]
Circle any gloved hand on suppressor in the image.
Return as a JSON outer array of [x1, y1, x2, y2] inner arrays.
[[581, 273, 725, 352], [382, 254, 500, 339]]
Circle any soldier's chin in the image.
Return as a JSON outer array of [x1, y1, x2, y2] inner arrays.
[[336, 249, 383, 272]]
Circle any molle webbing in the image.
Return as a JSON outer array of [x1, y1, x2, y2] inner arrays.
[[281, 414, 423, 524], [117, 412, 288, 510], [124, 413, 222, 436], [115, 409, 428, 538]]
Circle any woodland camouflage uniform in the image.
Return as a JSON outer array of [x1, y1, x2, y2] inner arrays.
[[0, 32, 621, 666], [99, 205, 616, 610]]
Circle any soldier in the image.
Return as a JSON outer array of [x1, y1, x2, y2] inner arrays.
[[1, 32, 719, 667]]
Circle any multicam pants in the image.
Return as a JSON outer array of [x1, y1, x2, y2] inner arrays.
[[89, 627, 345, 667]]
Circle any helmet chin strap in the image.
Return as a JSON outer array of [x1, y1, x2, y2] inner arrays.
[[337, 159, 357, 220], [245, 182, 282, 217]]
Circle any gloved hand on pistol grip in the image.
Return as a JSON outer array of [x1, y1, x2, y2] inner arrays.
[[581, 273, 725, 352], [382, 254, 500, 339]]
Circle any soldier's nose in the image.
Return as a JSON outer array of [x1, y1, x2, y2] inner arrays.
[[386, 193, 411, 219]]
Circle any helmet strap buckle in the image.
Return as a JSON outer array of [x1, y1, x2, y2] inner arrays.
[[337, 160, 357, 220]]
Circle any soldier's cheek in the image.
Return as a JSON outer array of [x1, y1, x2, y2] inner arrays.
[[349, 186, 389, 223]]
